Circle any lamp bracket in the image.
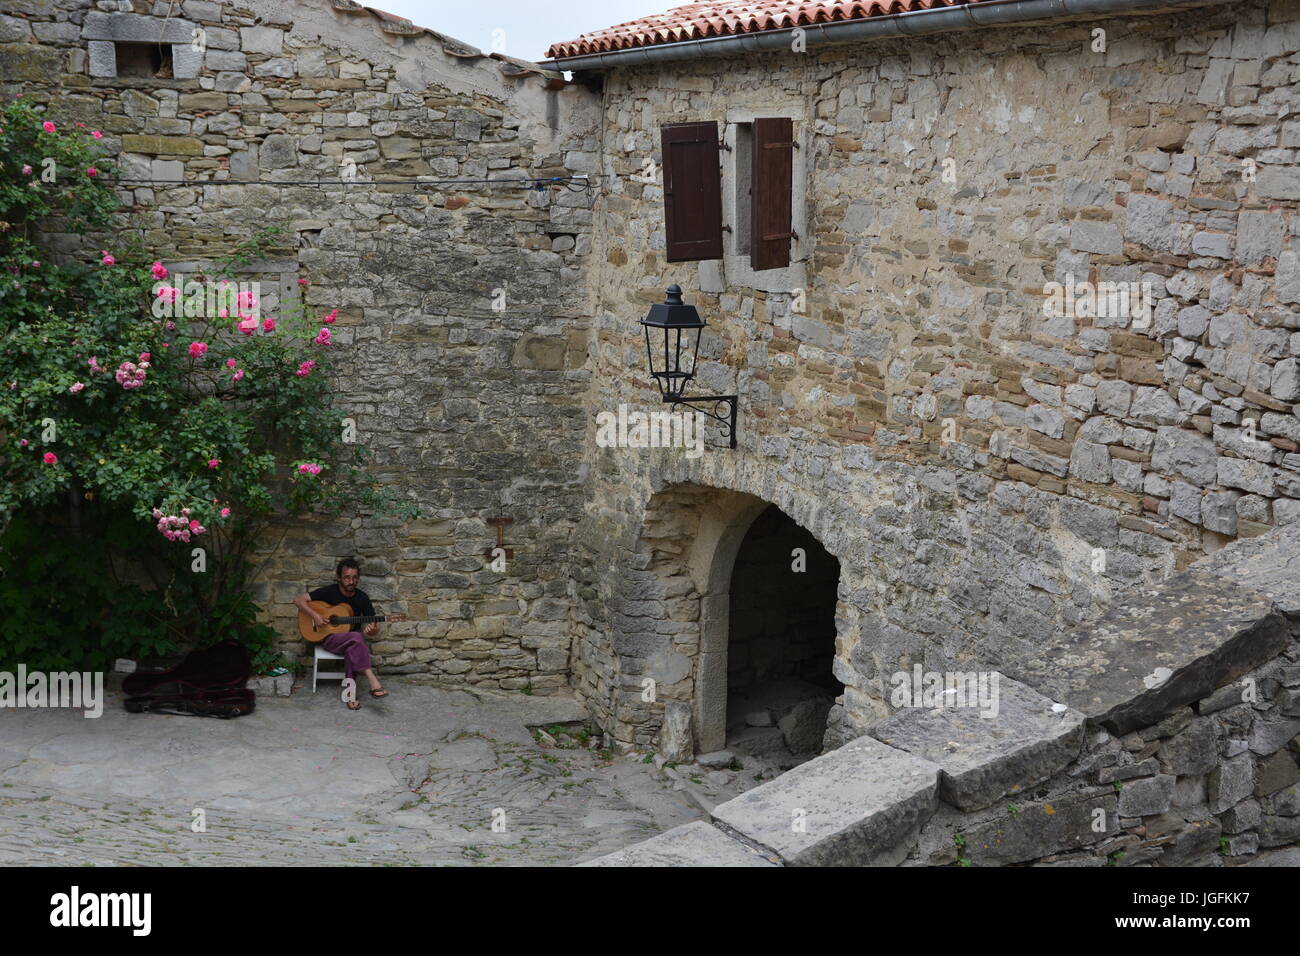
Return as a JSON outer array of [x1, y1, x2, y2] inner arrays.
[[667, 394, 738, 450]]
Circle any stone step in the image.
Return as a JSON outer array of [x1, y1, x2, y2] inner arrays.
[[709, 735, 941, 866], [870, 672, 1086, 811], [578, 821, 776, 867]]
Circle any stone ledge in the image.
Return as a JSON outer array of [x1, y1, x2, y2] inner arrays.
[[1196, 521, 1300, 615], [577, 821, 776, 867], [709, 735, 941, 866], [1004, 569, 1290, 736], [870, 674, 1086, 811]]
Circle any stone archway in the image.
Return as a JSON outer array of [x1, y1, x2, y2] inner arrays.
[[725, 505, 842, 763], [622, 482, 846, 759]]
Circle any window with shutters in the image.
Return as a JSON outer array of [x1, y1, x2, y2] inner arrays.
[[722, 110, 807, 291], [657, 112, 806, 288], [660, 121, 724, 263]]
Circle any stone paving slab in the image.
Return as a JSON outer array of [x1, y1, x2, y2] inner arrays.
[[0, 681, 721, 866], [1004, 570, 1290, 735], [578, 820, 777, 867], [870, 673, 1086, 811], [710, 735, 941, 866]]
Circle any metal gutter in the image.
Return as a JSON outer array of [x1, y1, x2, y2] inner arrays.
[[547, 0, 1234, 71]]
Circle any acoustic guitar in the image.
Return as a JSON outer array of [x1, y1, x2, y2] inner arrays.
[[298, 600, 408, 643]]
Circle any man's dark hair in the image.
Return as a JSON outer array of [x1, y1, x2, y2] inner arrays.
[[336, 556, 360, 578]]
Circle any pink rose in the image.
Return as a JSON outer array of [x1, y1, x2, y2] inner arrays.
[[43, 452, 57, 464], [188, 342, 207, 359], [20, 439, 28, 447], [323, 309, 338, 324], [298, 278, 309, 287], [21, 164, 31, 176], [232, 369, 245, 382], [218, 308, 229, 318], [238, 317, 257, 336], [207, 458, 220, 469], [226, 358, 237, 368], [313, 328, 331, 345], [100, 252, 115, 266], [262, 318, 275, 333], [139, 352, 150, 362], [189, 519, 201, 532], [220, 507, 231, 518], [69, 382, 84, 394], [86, 167, 98, 177], [42, 120, 55, 133], [92, 130, 102, 139], [236, 291, 258, 310], [151, 261, 167, 280]]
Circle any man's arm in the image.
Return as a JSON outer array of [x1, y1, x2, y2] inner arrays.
[[294, 593, 327, 627]]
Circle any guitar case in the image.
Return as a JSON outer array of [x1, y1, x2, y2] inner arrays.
[[123, 639, 256, 719]]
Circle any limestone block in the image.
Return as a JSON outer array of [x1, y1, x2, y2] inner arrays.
[[82, 12, 194, 42], [711, 735, 940, 866], [240, 26, 284, 54], [579, 821, 776, 866], [871, 674, 1086, 811], [88, 40, 115, 77], [1151, 426, 1217, 485], [1117, 773, 1175, 816], [964, 790, 1119, 866]]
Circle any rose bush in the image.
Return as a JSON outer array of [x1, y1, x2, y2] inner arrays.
[[0, 97, 419, 672]]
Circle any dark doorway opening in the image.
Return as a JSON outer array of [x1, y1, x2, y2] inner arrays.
[[726, 504, 842, 770]]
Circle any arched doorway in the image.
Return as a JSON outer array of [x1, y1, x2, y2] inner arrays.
[[610, 482, 846, 761], [725, 504, 842, 768]]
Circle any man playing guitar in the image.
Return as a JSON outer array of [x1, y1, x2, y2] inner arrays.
[[293, 557, 389, 709]]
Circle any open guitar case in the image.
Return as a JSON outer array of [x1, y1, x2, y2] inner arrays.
[[122, 639, 255, 718]]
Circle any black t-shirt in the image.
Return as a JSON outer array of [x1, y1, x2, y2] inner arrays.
[[309, 583, 377, 628]]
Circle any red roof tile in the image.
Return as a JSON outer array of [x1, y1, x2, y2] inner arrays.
[[546, 0, 1001, 60]]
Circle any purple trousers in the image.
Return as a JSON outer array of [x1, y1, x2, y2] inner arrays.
[[322, 631, 371, 680]]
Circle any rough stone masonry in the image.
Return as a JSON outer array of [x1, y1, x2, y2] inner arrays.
[[6, 0, 1300, 866]]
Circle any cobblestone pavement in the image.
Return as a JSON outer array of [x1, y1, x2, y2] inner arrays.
[[0, 680, 774, 866]]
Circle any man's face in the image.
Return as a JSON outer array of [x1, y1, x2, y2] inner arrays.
[[338, 567, 359, 594]]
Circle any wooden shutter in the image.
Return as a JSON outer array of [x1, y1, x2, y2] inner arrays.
[[751, 117, 794, 271], [661, 122, 723, 262]]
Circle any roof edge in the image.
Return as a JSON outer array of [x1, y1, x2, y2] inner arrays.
[[546, 0, 1235, 71]]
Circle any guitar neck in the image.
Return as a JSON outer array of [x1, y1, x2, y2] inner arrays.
[[334, 615, 387, 624]]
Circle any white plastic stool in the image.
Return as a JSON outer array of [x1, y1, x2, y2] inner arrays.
[[312, 646, 346, 693]]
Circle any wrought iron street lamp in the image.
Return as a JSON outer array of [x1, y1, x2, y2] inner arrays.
[[640, 284, 738, 449]]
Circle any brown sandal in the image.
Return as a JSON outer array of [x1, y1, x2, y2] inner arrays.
[[346, 698, 362, 710], [370, 688, 389, 698]]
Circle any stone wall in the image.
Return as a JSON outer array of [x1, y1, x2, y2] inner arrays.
[[3, 0, 602, 690], [584, 522, 1300, 866], [573, 0, 1300, 748]]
